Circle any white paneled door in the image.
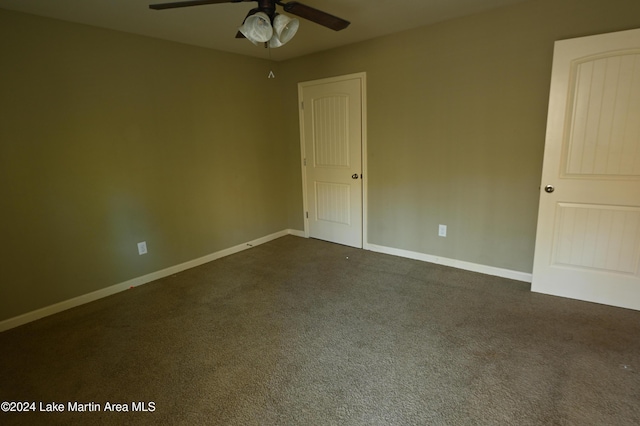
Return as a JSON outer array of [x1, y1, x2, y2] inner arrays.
[[532, 28, 640, 310], [299, 74, 365, 248]]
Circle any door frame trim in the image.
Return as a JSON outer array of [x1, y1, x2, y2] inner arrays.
[[298, 72, 368, 247]]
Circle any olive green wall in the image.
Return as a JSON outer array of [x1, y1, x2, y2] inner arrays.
[[0, 10, 288, 321], [280, 0, 640, 273], [3, 0, 640, 323]]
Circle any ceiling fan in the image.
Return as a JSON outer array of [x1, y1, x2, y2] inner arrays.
[[149, 0, 350, 48]]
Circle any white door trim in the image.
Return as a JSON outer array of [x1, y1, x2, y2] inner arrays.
[[298, 72, 368, 247]]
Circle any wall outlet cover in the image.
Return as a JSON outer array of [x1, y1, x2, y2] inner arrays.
[[137, 241, 148, 255]]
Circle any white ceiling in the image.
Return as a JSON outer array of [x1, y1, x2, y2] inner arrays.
[[0, 0, 531, 61]]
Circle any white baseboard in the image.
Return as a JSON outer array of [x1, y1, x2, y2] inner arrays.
[[365, 243, 533, 283], [0, 229, 301, 333], [1, 232, 529, 333], [287, 229, 306, 238]]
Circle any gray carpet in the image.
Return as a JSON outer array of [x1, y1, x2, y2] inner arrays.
[[1, 235, 639, 425]]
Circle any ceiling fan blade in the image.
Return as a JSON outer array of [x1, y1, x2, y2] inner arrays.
[[149, 0, 246, 11], [280, 1, 350, 31]]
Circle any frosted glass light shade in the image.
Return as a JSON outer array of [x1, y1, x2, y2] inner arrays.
[[239, 12, 273, 44], [269, 14, 299, 48]]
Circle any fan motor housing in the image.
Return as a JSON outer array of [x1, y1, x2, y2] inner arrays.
[[257, 0, 276, 18]]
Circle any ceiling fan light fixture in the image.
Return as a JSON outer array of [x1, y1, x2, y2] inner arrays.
[[269, 14, 299, 48], [239, 11, 273, 44], [151, 1, 351, 50]]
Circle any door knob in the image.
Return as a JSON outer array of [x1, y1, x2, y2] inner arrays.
[[352, 174, 359, 179], [544, 185, 555, 193]]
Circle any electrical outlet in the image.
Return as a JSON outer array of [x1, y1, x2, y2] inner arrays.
[[438, 224, 447, 237], [137, 241, 148, 255]]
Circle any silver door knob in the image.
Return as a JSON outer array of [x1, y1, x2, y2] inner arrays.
[[544, 185, 555, 193], [352, 174, 359, 179]]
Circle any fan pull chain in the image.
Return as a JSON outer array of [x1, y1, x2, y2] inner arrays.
[[267, 45, 275, 79]]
